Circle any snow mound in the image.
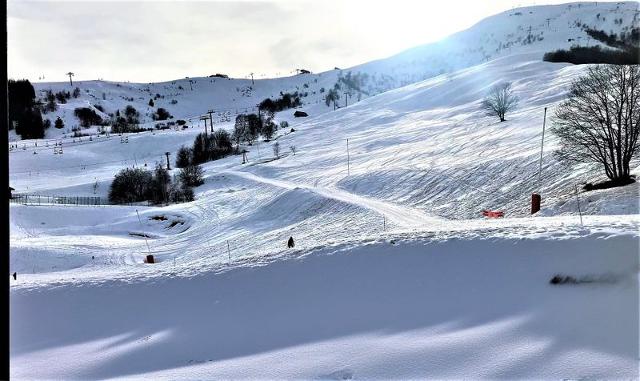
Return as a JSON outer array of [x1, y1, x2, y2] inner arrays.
[[10, 229, 639, 379]]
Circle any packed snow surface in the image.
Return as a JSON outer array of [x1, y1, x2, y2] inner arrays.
[[11, 225, 640, 380], [9, 1, 640, 379]]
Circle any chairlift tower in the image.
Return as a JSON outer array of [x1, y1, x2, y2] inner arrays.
[[207, 109, 214, 133]]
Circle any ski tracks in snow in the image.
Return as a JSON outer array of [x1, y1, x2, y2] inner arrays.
[[225, 169, 442, 229]]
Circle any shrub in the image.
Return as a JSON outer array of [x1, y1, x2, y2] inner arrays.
[[233, 114, 262, 144], [212, 129, 233, 151], [108, 168, 153, 204], [148, 98, 154, 107], [175, 145, 192, 168], [16, 109, 45, 139], [123, 105, 140, 125], [262, 120, 276, 141], [149, 164, 171, 205], [191, 131, 234, 165], [179, 164, 204, 187], [258, 92, 302, 114], [44, 98, 57, 113], [72, 87, 81, 98], [54, 117, 64, 129], [43, 119, 51, 129], [55, 91, 70, 103], [8, 79, 39, 135], [176, 119, 186, 126], [280, 121, 289, 129], [110, 116, 128, 133], [74, 107, 103, 127], [152, 107, 172, 121], [169, 181, 194, 203]]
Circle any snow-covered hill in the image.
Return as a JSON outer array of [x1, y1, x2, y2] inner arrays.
[[9, 2, 640, 379], [11, 224, 639, 379], [353, 1, 640, 88], [16, 1, 639, 142]]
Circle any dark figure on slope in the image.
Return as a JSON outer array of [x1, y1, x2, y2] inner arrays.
[[12, 272, 16, 280], [287, 236, 295, 248]]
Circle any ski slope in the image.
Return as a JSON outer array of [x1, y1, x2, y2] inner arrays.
[[8, 1, 640, 379]]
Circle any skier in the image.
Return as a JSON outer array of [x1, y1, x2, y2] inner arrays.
[[287, 236, 295, 248]]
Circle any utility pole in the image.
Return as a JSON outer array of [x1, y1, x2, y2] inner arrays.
[[207, 109, 214, 133], [538, 107, 547, 190], [575, 185, 583, 227], [66, 72, 74, 87], [200, 116, 209, 136], [165, 152, 171, 170], [250, 73, 254, 85], [346, 138, 350, 176]]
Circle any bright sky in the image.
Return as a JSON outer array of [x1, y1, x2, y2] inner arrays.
[[8, 0, 597, 83]]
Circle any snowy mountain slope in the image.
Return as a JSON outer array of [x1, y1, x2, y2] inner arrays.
[[15, 1, 638, 142], [10, 51, 640, 283], [352, 1, 640, 88], [11, 51, 640, 285]]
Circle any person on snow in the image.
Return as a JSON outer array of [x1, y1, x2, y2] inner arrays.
[[287, 236, 295, 248]]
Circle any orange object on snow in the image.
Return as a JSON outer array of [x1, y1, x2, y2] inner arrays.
[[482, 210, 504, 218]]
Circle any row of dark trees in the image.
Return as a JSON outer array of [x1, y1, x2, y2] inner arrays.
[[111, 105, 143, 133], [258, 92, 302, 113], [233, 113, 279, 143], [175, 130, 234, 170], [543, 27, 639, 65], [8, 79, 46, 139], [74, 107, 104, 127], [108, 164, 195, 205]]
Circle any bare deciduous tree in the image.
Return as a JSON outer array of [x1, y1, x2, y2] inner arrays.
[[552, 65, 639, 183], [482, 82, 518, 122]]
